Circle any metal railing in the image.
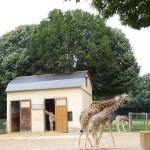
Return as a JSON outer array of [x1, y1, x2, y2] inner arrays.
[[129, 112, 150, 131], [0, 119, 6, 133]]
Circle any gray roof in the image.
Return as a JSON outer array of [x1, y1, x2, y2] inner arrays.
[[6, 71, 88, 92]]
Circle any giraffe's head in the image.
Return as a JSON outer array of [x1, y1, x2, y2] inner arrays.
[[115, 93, 129, 101], [121, 93, 129, 100], [114, 93, 129, 108], [114, 95, 120, 101]]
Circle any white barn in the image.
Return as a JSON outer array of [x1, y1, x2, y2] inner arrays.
[[6, 70, 93, 133]]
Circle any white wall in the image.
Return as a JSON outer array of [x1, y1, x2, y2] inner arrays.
[[7, 88, 83, 132], [82, 90, 92, 110], [81, 74, 93, 109], [32, 110, 44, 132], [82, 74, 92, 96]]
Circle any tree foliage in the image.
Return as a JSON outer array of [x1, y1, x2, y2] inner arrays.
[[108, 28, 140, 94], [0, 9, 141, 118], [0, 25, 37, 118], [29, 9, 140, 97], [128, 73, 150, 107], [0, 25, 37, 87], [66, 0, 150, 29]]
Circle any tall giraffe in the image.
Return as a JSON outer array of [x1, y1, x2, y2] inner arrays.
[[43, 109, 55, 131], [78, 95, 123, 148], [86, 93, 128, 149]]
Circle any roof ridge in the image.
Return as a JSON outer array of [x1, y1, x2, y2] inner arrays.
[[16, 70, 88, 78]]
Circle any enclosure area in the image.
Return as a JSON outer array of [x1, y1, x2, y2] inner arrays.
[[0, 132, 142, 150], [129, 112, 150, 131]]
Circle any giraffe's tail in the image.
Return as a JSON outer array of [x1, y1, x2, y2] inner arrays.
[[80, 130, 83, 134], [88, 128, 91, 133]]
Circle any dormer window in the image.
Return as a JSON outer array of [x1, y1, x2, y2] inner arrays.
[[85, 75, 88, 87]]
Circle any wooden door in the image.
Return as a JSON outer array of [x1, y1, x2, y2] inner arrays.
[[20, 100, 31, 132], [55, 98, 68, 132], [11, 101, 20, 132]]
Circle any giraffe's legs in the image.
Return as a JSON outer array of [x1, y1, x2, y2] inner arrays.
[[84, 132, 88, 148], [97, 127, 104, 146], [116, 122, 121, 132], [93, 132, 99, 149], [78, 131, 82, 148], [121, 121, 126, 132], [108, 124, 115, 147], [49, 120, 53, 131], [85, 130, 94, 148]]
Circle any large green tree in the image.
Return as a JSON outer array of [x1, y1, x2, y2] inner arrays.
[[29, 9, 139, 97], [66, 0, 150, 29], [0, 25, 37, 118], [29, 9, 113, 74]]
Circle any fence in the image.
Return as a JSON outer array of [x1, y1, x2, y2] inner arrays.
[[0, 119, 6, 133], [129, 112, 150, 131]]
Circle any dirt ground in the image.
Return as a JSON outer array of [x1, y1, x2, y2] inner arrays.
[[0, 132, 142, 150]]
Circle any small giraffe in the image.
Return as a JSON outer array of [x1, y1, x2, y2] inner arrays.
[[86, 93, 128, 149], [43, 108, 55, 131], [116, 115, 129, 132], [78, 95, 124, 148]]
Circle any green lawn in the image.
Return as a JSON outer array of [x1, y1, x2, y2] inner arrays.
[[105, 120, 150, 132]]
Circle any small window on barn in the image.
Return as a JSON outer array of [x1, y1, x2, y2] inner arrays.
[[85, 76, 88, 87], [68, 111, 73, 121]]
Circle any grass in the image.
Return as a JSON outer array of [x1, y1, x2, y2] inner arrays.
[[105, 120, 150, 132]]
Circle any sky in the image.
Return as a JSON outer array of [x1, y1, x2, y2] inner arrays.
[[0, 0, 150, 76]]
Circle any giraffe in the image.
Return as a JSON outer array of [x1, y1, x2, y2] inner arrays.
[[86, 93, 128, 149], [42, 108, 55, 131], [116, 115, 129, 132], [78, 95, 124, 148]]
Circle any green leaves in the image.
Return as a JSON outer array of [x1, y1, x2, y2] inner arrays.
[[0, 25, 37, 86], [29, 9, 139, 97], [91, 0, 150, 29], [127, 73, 150, 107], [107, 28, 140, 95], [0, 9, 140, 100]]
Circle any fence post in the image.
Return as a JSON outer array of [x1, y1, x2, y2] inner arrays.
[[146, 113, 148, 130], [129, 112, 131, 131]]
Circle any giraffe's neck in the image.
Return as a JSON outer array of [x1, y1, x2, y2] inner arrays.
[[88, 95, 122, 111], [103, 97, 125, 115], [43, 109, 54, 116]]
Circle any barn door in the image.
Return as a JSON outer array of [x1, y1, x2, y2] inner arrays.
[[20, 100, 31, 132], [11, 101, 20, 132], [55, 98, 68, 132]]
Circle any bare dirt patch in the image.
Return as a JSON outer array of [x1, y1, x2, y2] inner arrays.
[[0, 132, 142, 150]]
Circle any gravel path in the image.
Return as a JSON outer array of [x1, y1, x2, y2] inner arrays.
[[0, 132, 142, 150]]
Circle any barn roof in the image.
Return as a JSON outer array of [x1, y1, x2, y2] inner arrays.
[[6, 71, 88, 92]]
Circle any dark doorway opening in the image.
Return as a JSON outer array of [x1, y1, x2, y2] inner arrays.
[[11, 101, 20, 132], [44, 99, 55, 131]]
